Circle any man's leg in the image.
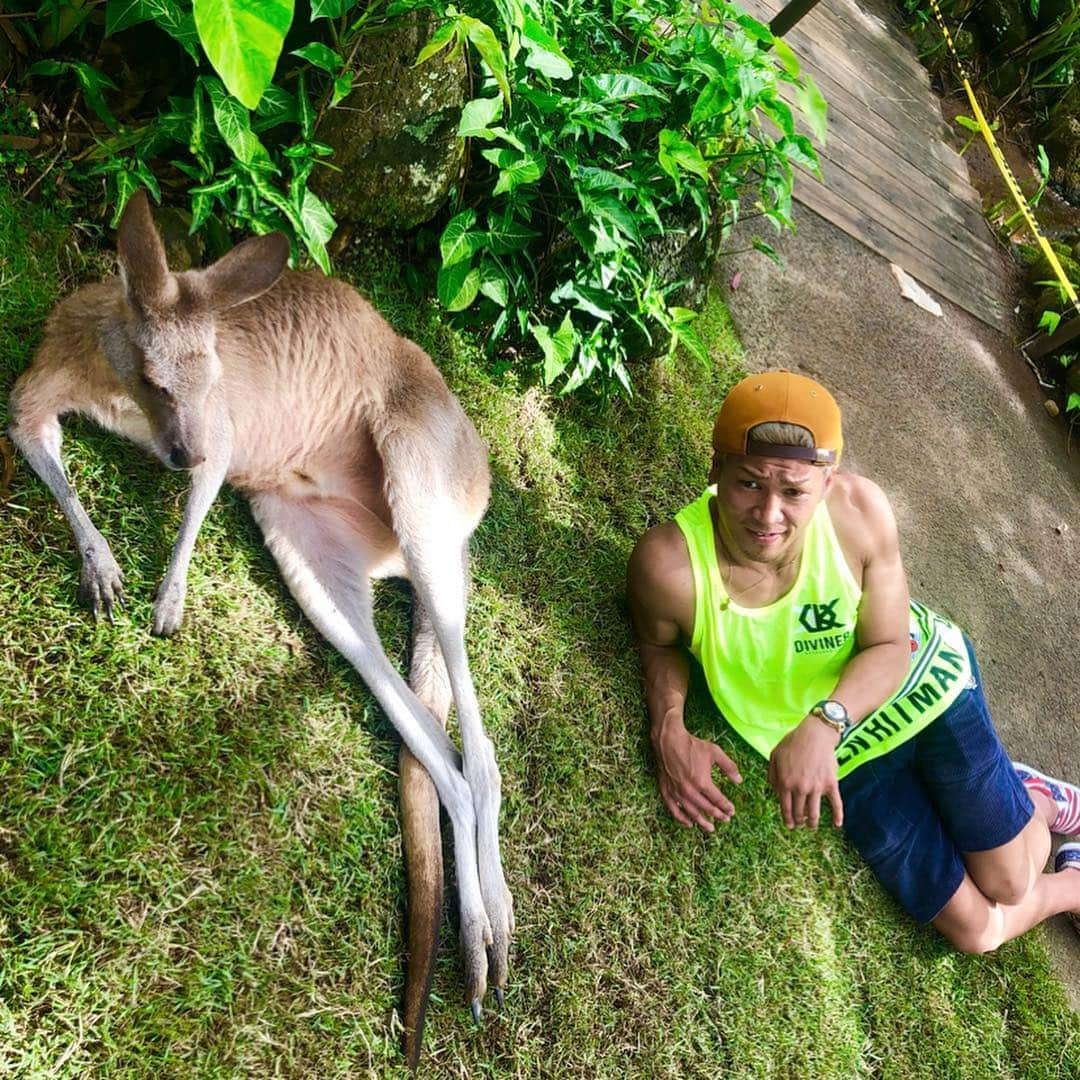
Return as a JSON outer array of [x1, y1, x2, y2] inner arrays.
[[960, 790, 1054, 905], [933, 806, 1080, 954]]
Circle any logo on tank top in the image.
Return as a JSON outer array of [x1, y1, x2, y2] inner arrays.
[[797, 598, 841, 633], [793, 598, 850, 654]]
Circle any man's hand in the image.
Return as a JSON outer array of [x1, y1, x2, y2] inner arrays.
[[767, 716, 844, 829], [654, 724, 743, 832]]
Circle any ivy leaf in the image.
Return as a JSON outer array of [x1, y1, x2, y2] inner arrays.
[[437, 261, 482, 311], [796, 74, 828, 144], [296, 70, 315, 139], [954, 115, 980, 132], [585, 73, 668, 102], [204, 76, 274, 169], [482, 148, 545, 195], [1039, 310, 1062, 335], [1037, 143, 1050, 183], [291, 42, 343, 73], [753, 237, 783, 265], [532, 313, 576, 384], [462, 16, 511, 103], [107, 0, 198, 59], [520, 16, 573, 81], [777, 134, 821, 178], [193, 0, 295, 109], [658, 129, 709, 186], [311, 0, 358, 18], [415, 20, 459, 66], [772, 38, 800, 78], [297, 188, 336, 273], [440, 208, 484, 266], [1068, 392, 1080, 413], [479, 259, 510, 307], [106, 0, 155, 34], [458, 95, 503, 138], [486, 216, 540, 254], [331, 71, 354, 108], [254, 84, 298, 132]]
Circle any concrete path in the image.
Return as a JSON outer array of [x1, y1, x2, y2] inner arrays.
[[720, 203, 1080, 1004]]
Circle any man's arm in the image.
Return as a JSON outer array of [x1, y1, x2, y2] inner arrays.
[[768, 476, 910, 829], [627, 523, 742, 832]]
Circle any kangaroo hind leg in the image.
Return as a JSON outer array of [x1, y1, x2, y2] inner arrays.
[[377, 427, 512, 1008], [246, 489, 494, 1010]]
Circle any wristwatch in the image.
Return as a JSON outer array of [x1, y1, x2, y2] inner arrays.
[[811, 699, 851, 738]]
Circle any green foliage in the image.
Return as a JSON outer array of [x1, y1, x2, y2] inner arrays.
[[410, 0, 824, 393], [10, 0, 370, 270], [192, 0, 296, 109], [907, 0, 1080, 113]]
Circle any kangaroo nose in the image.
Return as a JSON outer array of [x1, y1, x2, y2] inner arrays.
[[169, 445, 204, 469]]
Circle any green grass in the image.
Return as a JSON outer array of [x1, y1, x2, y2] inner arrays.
[[2, 181, 1078, 1078]]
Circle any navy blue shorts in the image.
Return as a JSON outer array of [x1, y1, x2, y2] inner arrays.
[[838, 642, 1034, 923]]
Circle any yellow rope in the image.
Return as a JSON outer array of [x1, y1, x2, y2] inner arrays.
[[926, 0, 1079, 309]]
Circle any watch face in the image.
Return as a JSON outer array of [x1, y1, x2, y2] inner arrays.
[[823, 701, 847, 722]]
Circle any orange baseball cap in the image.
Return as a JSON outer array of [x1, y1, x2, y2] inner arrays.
[[712, 371, 842, 465]]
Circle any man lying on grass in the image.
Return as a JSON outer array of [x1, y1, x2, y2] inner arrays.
[[627, 371, 1080, 951]]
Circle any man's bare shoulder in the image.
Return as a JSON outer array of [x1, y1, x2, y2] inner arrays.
[[826, 472, 900, 563], [627, 521, 695, 642]]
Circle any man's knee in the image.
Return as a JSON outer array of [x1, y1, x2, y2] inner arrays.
[[970, 865, 1035, 908], [938, 918, 1004, 955], [936, 904, 1006, 954]]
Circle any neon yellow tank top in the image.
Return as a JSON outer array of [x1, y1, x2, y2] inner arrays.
[[675, 488, 973, 779]]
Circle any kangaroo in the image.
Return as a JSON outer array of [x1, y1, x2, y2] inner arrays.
[[7, 190, 512, 1064]]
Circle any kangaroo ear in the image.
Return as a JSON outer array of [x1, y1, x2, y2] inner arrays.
[[201, 232, 290, 311], [116, 189, 176, 313]]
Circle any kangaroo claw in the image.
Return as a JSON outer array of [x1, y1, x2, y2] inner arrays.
[[470, 999, 482, 1025], [494, 987, 504, 1011]]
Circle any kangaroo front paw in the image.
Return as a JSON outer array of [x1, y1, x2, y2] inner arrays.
[[77, 545, 124, 623], [152, 577, 186, 637]]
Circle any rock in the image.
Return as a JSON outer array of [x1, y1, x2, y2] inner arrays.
[[1039, 87, 1080, 200], [1024, 240, 1080, 298], [1044, 398, 1060, 417], [976, 0, 1033, 94], [645, 204, 713, 310], [1035, 0, 1073, 32], [0, 29, 12, 84], [313, 11, 467, 229], [152, 206, 204, 271], [1068, 362, 1080, 395]]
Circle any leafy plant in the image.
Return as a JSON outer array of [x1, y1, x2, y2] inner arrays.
[[409, 0, 826, 392], [8, 0, 378, 270]]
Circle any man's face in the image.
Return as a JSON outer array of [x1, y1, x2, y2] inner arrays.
[[713, 454, 832, 565]]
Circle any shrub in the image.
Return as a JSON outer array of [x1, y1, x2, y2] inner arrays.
[[407, 0, 826, 392]]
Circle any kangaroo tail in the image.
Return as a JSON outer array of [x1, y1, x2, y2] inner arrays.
[[400, 745, 443, 1070], [401, 600, 451, 1070]]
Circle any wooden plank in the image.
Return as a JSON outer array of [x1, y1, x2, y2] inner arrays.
[[794, 180, 1010, 330], [787, 82, 989, 238], [743, 0, 973, 191], [825, 0, 931, 78], [807, 97, 994, 246], [749, 0, 939, 116], [803, 153, 1002, 304], [775, 15, 952, 143], [772, 51, 973, 194]]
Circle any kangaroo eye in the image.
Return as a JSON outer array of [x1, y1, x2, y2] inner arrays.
[[140, 374, 170, 399]]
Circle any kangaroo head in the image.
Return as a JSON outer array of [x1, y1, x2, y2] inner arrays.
[[101, 190, 290, 470]]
